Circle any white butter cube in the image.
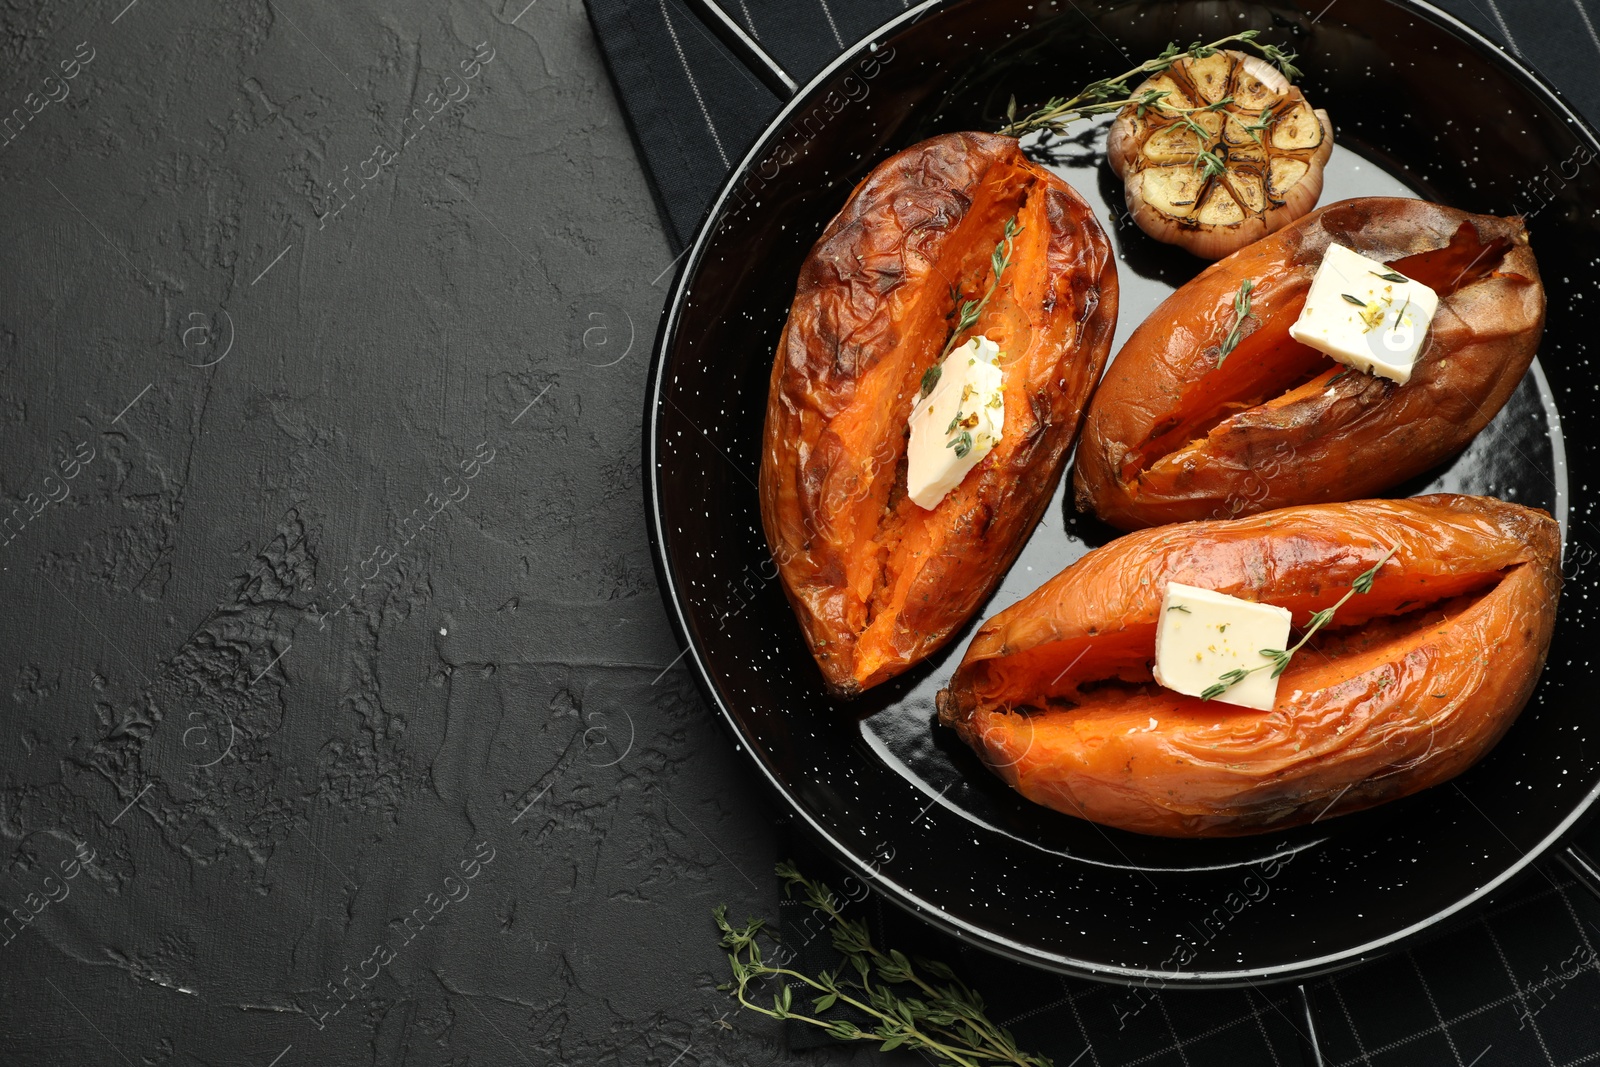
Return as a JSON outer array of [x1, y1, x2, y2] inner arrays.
[[1288, 242, 1438, 385], [1153, 583, 1293, 710], [906, 336, 1005, 510]]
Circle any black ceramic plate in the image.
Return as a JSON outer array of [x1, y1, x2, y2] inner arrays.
[[645, 0, 1600, 985]]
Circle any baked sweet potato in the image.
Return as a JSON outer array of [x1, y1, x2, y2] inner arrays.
[[936, 494, 1560, 837], [760, 132, 1119, 698], [1073, 197, 1545, 530]]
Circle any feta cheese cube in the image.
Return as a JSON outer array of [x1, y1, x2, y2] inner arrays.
[[1288, 242, 1439, 385], [1153, 583, 1293, 710], [906, 336, 1005, 510]]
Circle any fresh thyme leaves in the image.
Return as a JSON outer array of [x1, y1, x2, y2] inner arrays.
[[1194, 149, 1228, 180], [1133, 87, 1169, 117], [714, 863, 1054, 1067], [1214, 279, 1255, 365], [1240, 104, 1275, 146], [1201, 657, 1285, 700], [926, 224, 1012, 459], [1341, 293, 1369, 308], [1257, 41, 1303, 81], [938, 215, 1021, 364], [1370, 269, 1409, 284], [997, 30, 1300, 139], [1168, 604, 1192, 613], [1200, 546, 1399, 701], [1328, 370, 1350, 386], [1349, 550, 1395, 595]]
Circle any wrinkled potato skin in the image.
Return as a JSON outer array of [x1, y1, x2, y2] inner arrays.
[[936, 495, 1560, 837], [760, 132, 1119, 698], [1074, 197, 1545, 530]]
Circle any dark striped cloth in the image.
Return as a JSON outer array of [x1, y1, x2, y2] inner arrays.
[[585, 0, 1600, 1062]]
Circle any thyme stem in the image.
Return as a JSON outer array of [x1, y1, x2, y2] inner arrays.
[[998, 29, 1300, 138], [714, 862, 1054, 1066], [1215, 279, 1255, 365], [938, 215, 1022, 365], [1200, 545, 1399, 701]]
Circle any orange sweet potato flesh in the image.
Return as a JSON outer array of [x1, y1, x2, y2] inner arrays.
[[759, 132, 1119, 698], [936, 495, 1560, 837], [1073, 197, 1545, 530]]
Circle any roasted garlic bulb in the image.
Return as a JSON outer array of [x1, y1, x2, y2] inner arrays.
[[1108, 49, 1333, 259]]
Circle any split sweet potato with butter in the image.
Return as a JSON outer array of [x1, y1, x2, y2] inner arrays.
[[1073, 197, 1545, 530], [759, 132, 1119, 698], [936, 495, 1560, 837]]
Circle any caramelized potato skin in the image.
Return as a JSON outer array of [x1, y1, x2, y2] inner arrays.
[[1073, 198, 1545, 531], [760, 132, 1119, 697], [936, 495, 1560, 837]]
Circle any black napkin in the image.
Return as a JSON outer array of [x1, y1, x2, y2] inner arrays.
[[583, 0, 909, 247], [585, 0, 1600, 1061]]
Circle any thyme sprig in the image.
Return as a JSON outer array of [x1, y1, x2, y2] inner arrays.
[[1258, 41, 1303, 80], [1157, 98, 1234, 134], [1240, 104, 1276, 146], [1215, 279, 1255, 365], [715, 862, 1054, 1067], [998, 29, 1300, 138], [1194, 148, 1228, 180], [1200, 546, 1399, 701], [936, 215, 1022, 366]]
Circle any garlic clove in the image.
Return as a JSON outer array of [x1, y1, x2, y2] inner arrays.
[[1231, 60, 1285, 111], [1197, 182, 1245, 227], [1137, 166, 1205, 218], [1145, 123, 1207, 163], [1229, 167, 1268, 214], [1271, 101, 1325, 151], [1186, 52, 1234, 104], [1144, 73, 1196, 110], [1269, 156, 1311, 199]]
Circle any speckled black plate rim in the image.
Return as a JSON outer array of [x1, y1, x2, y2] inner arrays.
[[642, 0, 1600, 987]]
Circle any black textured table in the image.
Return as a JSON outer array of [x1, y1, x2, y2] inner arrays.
[[5, 0, 1600, 1065]]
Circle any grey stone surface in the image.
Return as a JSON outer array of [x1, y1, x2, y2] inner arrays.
[[0, 0, 824, 1062]]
